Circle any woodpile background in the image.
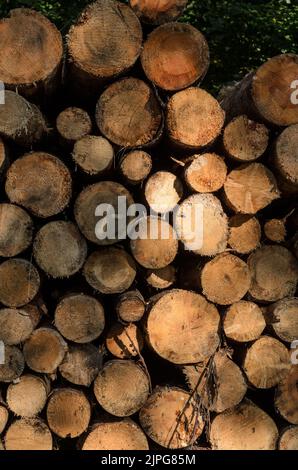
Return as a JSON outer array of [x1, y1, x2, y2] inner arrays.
[[0, 0, 297, 451]]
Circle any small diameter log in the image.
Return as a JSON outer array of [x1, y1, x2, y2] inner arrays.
[[0, 91, 46, 146], [145, 171, 183, 214], [279, 427, 298, 450], [224, 163, 280, 214], [0, 406, 8, 434], [119, 150, 152, 185], [74, 181, 134, 245], [266, 298, 298, 343], [210, 399, 278, 450], [94, 360, 150, 417], [141, 23, 209, 91], [6, 152, 72, 218], [47, 388, 91, 438], [166, 88, 225, 150], [23, 327, 68, 374], [184, 153, 227, 193], [59, 344, 103, 387], [201, 253, 251, 306], [146, 290, 220, 364], [228, 215, 261, 254], [0, 308, 35, 345], [275, 365, 298, 424], [96, 77, 162, 147], [67, 0, 142, 91], [175, 194, 228, 256], [116, 290, 146, 323], [223, 301, 266, 343], [33, 221, 87, 279], [145, 265, 176, 290], [72, 136, 114, 175], [243, 336, 290, 389], [183, 350, 247, 413], [84, 248, 137, 294], [56, 107, 92, 146], [82, 419, 149, 450], [0, 203, 33, 258], [264, 219, 287, 243], [4, 418, 53, 451], [55, 294, 105, 344], [221, 54, 298, 126], [0, 138, 8, 176], [0, 258, 40, 308], [0, 345, 24, 383], [248, 246, 298, 302], [273, 124, 298, 194], [223, 115, 269, 162], [139, 386, 204, 449], [130, 0, 188, 25], [6, 375, 49, 418], [106, 323, 144, 359]]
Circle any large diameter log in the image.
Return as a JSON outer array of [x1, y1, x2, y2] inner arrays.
[[279, 427, 298, 450], [166, 88, 225, 150], [139, 386, 204, 449], [273, 124, 298, 194], [96, 77, 162, 147], [119, 150, 152, 185], [146, 290, 220, 364], [0, 9, 62, 101], [145, 265, 176, 290], [248, 246, 298, 302], [0, 406, 8, 434], [130, 0, 188, 25], [224, 163, 280, 214], [6, 152, 72, 218], [33, 221, 87, 279], [82, 419, 149, 450], [201, 253, 251, 305], [0, 308, 35, 345], [0, 204, 33, 258], [6, 375, 49, 418], [47, 388, 91, 438], [210, 399, 278, 450], [266, 298, 298, 343], [275, 365, 298, 425], [144, 171, 183, 214], [0, 258, 40, 308], [106, 323, 144, 359], [4, 418, 53, 450], [72, 136, 114, 176], [116, 290, 146, 323], [220, 54, 298, 126], [55, 294, 105, 344], [59, 344, 103, 387], [0, 345, 24, 383], [56, 107, 92, 147], [228, 215, 261, 254], [184, 153, 227, 193], [243, 336, 290, 389], [141, 23, 209, 91], [223, 301, 266, 343]]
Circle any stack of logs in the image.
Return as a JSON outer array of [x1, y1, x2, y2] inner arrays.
[[0, 0, 297, 451]]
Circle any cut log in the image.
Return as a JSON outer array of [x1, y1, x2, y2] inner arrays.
[[0, 308, 35, 345], [0, 138, 8, 176], [228, 215, 261, 254], [279, 426, 298, 450], [82, 419, 149, 450], [0, 406, 8, 434], [223, 301, 266, 343], [4, 418, 53, 451], [183, 350, 247, 413], [275, 365, 298, 424], [23, 327, 68, 374], [243, 336, 290, 389], [119, 150, 152, 185], [106, 323, 144, 359], [145, 265, 176, 290], [174, 194, 228, 256], [116, 290, 146, 323], [145, 171, 183, 214], [74, 181, 134, 245], [201, 253, 251, 305], [248, 246, 298, 302], [264, 218, 287, 243], [184, 153, 227, 193], [6, 375, 49, 418], [72, 136, 114, 175], [94, 360, 150, 416], [266, 297, 298, 343], [166, 87, 225, 150], [0, 258, 40, 308], [47, 388, 91, 438], [0, 203, 33, 258], [55, 293, 105, 344], [0, 345, 24, 383], [130, 0, 188, 25], [56, 107, 92, 146], [210, 399, 278, 450], [139, 386, 204, 449], [223, 115, 269, 162], [130, 217, 178, 269], [59, 344, 103, 387], [0, 8, 62, 101], [224, 163, 280, 214], [146, 290, 220, 364], [273, 124, 298, 194], [141, 23, 209, 91], [84, 248, 137, 294], [220, 54, 298, 126], [96, 77, 162, 147], [0, 91, 46, 146], [5, 152, 72, 218], [33, 221, 87, 279]]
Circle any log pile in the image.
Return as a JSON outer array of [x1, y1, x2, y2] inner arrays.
[[0, 0, 297, 451]]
